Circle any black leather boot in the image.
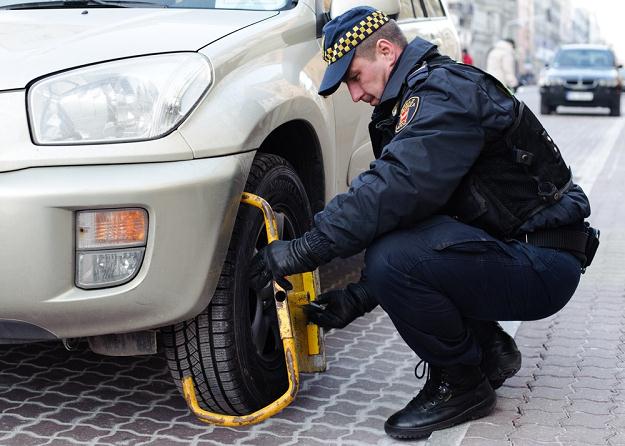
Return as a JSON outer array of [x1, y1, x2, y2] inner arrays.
[[384, 363, 496, 439], [470, 321, 522, 389]]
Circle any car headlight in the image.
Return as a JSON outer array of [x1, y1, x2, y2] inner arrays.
[[598, 78, 620, 87], [28, 53, 212, 145], [540, 76, 565, 87]]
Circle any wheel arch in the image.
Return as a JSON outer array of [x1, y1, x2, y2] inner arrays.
[[257, 120, 326, 214]]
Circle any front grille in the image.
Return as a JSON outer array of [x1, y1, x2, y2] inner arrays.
[[565, 79, 597, 89]]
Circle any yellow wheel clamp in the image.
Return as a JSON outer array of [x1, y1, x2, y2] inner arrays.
[[182, 192, 326, 426]]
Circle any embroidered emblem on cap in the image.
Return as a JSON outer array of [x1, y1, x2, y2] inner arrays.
[[323, 11, 390, 64], [395, 96, 420, 133]]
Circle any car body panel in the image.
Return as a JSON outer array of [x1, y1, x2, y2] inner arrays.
[[0, 8, 277, 90], [0, 153, 253, 338], [0, 0, 459, 341]]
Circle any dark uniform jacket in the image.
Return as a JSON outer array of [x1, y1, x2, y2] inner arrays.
[[312, 37, 591, 259]]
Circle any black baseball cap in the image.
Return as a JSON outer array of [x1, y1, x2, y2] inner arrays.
[[319, 6, 390, 96]]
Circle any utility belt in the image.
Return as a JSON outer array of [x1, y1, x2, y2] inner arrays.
[[514, 222, 600, 272]]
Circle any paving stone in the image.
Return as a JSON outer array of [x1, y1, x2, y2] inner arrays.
[[464, 422, 512, 440], [556, 426, 609, 445], [608, 431, 625, 445], [340, 425, 388, 444], [0, 433, 54, 446], [461, 438, 509, 446], [516, 409, 564, 426], [567, 388, 615, 402], [98, 429, 160, 445], [508, 439, 562, 446], [569, 400, 615, 415], [195, 427, 251, 444], [572, 376, 618, 390], [2, 402, 56, 419], [560, 411, 610, 430], [54, 424, 112, 443], [289, 437, 331, 446], [525, 385, 570, 401], [296, 424, 351, 439], [0, 414, 30, 432], [508, 424, 563, 442]]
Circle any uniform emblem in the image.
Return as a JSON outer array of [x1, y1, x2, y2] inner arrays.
[[395, 96, 420, 133]]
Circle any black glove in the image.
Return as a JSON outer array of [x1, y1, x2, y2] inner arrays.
[[303, 282, 378, 329], [249, 230, 333, 291]]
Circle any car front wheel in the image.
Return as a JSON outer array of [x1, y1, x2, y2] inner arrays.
[[162, 153, 313, 414]]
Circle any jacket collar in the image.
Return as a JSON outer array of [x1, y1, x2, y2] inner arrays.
[[378, 37, 437, 105]]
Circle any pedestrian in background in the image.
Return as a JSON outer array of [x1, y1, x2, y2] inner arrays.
[[461, 47, 473, 65], [486, 38, 519, 91]]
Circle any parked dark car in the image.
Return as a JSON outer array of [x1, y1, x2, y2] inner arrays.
[[539, 44, 622, 116]]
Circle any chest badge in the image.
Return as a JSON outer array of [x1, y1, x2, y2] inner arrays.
[[395, 96, 420, 133]]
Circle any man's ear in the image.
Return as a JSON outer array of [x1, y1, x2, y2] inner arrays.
[[376, 39, 399, 62]]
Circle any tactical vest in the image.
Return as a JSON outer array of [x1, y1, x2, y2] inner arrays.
[[369, 56, 572, 239]]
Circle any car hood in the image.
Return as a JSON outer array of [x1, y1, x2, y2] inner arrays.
[[546, 67, 618, 80], [0, 8, 277, 90]]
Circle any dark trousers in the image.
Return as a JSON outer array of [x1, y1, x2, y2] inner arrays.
[[363, 216, 582, 366]]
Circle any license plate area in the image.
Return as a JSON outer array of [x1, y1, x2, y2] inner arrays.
[[566, 91, 594, 101]]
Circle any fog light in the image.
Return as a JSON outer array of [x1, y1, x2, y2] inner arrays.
[[77, 248, 145, 289], [75, 208, 148, 289], [77, 208, 147, 249]]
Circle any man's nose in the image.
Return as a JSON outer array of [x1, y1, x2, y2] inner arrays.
[[347, 82, 364, 102]]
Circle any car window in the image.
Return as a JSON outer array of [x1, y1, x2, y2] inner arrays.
[[421, 0, 444, 17], [398, 0, 414, 19], [413, 0, 425, 17], [554, 49, 615, 68], [398, 0, 426, 20]]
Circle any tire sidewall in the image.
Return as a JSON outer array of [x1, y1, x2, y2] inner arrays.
[[231, 155, 313, 408]]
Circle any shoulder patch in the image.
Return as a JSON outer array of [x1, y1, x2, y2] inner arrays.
[[395, 96, 420, 133]]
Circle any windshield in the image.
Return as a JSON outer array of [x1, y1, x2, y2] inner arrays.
[[0, 0, 288, 9], [553, 49, 615, 69]]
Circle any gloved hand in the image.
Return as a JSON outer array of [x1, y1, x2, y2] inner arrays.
[[303, 282, 378, 329], [249, 230, 333, 291]]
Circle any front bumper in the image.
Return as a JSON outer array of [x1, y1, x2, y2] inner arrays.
[[540, 85, 620, 108], [0, 154, 253, 341]]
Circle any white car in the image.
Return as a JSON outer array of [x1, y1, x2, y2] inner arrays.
[[0, 0, 459, 414]]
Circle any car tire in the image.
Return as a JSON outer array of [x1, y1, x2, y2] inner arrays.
[[162, 153, 313, 414], [540, 99, 553, 115], [610, 99, 621, 117]]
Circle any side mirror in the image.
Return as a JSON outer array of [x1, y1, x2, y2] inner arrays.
[[618, 64, 623, 69], [330, 0, 400, 19]]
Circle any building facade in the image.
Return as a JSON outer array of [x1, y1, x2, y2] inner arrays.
[[446, 0, 600, 82]]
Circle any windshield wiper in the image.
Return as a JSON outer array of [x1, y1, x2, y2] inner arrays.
[[1, 0, 167, 8]]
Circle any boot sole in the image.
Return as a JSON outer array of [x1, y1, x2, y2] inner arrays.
[[383, 393, 497, 440], [487, 352, 522, 390]]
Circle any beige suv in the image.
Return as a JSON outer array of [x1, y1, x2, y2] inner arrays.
[[0, 0, 459, 414]]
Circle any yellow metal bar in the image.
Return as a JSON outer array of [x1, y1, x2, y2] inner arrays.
[[181, 192, 299, 426]]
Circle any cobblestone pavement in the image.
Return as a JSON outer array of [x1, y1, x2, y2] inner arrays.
[[1, 89, 624, 445]]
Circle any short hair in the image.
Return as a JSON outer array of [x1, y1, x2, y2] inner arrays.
[[354, 20, 408, 60]]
